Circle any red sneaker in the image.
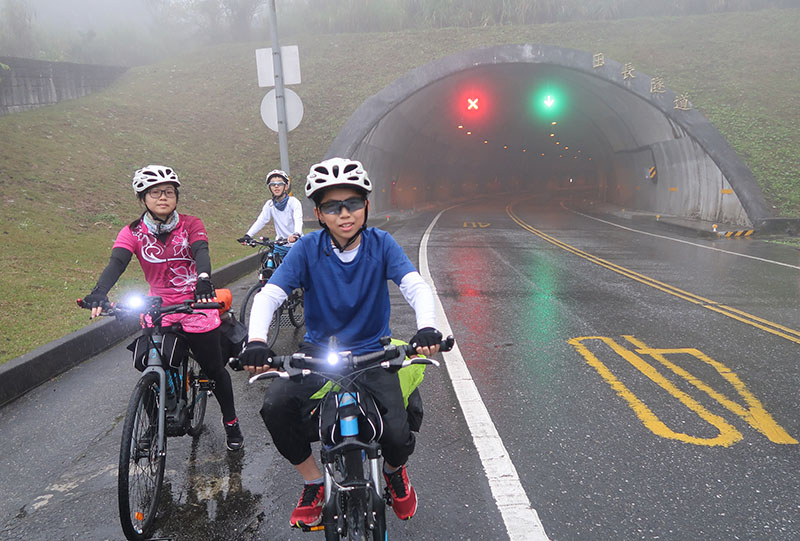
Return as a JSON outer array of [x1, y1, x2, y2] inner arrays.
[[290, 483, 324, 527], [383, 465, 418, 520]]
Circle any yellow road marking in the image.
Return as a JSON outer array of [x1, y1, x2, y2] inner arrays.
[[625, 335, 797, 444], [569, 336, 741, 446], [506, 205, 800, 345], [569, 335, 797, 446]]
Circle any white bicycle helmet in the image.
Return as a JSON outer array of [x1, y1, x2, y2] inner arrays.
[[266, 169, 290, 185], [305, 158, 372, 201], [132, 165, 180, 194]]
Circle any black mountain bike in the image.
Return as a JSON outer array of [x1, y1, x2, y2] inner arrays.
[[248, 335, 454, 540], [79, 296, 222, 540], [239, 236, 304, 347]]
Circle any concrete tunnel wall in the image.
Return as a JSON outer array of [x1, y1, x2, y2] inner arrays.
[[322, 44, 774, 229]]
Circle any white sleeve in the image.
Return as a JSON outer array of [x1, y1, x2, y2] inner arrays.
[[292, 198, 304, 236], [248, 283, 288, 342], [398, 271, 437, 330], [246, 201, 273, 237]]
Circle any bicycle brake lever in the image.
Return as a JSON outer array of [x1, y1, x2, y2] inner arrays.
[[248, 371, 287, 383]]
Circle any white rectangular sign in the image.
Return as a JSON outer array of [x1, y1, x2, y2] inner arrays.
[[256, 46, 301, 87]]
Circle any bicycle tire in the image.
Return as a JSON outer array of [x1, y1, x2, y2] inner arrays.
[[369, 483, 386, 541], [288, 288, 305, 327], [240, 283, 280, 348], [118, 372, 166, 540], [343, 450, 369, 541], [239, 284, 262, 326], [186, 357, 207, 437]]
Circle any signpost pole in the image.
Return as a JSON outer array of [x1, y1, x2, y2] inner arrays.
[[267, 0, 290, 176]]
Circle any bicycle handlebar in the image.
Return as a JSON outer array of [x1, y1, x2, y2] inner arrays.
[[77, 297, 223, 320], [246, 336, 455, 383], [241, 236, 288, 248]]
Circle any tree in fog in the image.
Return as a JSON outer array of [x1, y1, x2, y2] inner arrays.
[[0, 0, 36, 57], [146, 0, 267, 42]]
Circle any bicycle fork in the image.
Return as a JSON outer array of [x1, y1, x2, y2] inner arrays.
[[142, 340, 168, 458]]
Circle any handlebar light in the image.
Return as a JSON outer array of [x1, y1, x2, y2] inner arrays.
[[326, 351, 340, 366], [124, 294, 145, 310]]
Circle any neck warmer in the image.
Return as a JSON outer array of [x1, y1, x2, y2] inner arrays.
[[273, 194, 289, 211], [143, 211, 180, 235]]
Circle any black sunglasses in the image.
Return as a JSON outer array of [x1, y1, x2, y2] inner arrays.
[[318, 197, 366, 215]]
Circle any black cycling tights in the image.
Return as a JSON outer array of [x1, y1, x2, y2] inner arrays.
[[184, 328, 237, 423]]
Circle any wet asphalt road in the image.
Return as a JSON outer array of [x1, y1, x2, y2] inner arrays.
[[2, 194, 799, 540]]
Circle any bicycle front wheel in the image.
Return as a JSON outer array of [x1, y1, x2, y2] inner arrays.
[[288, 288, 305, 327], [118, 372, 165, 540], [186, 357, 207, 437], [240, 283, 280, 347], [239, 284, 262, 326]]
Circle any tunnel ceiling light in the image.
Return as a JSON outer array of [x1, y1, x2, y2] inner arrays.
[[555, 142, 560, 145], [550, 133, 554, 137], [484, 140, 488, 144], [458, 125, 463, 129], [551, 121, 557, 125], [466, 131, 472, 135]]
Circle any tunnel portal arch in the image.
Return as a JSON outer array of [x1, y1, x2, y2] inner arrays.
[[324, 44, 773, 229]]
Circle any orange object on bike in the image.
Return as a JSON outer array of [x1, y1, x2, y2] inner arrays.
[[214, 289, 233, 314]]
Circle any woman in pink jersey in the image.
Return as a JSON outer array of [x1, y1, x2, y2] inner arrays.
[[82, 165, 244, 451]]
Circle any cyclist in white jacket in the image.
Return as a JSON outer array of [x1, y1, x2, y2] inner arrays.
[[238, 169, 303, 257]]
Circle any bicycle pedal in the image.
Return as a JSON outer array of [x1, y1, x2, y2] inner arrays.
[[198, 379, 215, 392], [294, 522, 324, 532]]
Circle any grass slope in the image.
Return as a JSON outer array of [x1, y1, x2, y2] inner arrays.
[[0, 9, 798, 364]]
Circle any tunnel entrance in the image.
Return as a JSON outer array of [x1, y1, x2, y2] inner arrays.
[[324, 44, 772, 229]]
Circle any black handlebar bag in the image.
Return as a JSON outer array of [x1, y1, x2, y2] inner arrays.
[[127, 332, 189, 372], [318, 389, 384, 446]]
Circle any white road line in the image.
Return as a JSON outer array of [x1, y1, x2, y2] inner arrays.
[[572, 210, 800, 270], [419, 207, 550, 541]]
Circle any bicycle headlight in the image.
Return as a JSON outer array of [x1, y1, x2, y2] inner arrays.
[[326, 351, 340, 366], [124, 294, 145, 310]]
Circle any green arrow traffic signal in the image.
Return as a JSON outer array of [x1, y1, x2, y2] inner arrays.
[[531, 84, 567, 120]]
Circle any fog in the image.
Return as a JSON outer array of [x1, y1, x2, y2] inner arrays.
[[33, 0, 150, 31]]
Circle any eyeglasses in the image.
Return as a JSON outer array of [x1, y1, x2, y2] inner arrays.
[[268, 182, 287, 188], [318, 197, 366, 215], [146, 188, 177, 199]]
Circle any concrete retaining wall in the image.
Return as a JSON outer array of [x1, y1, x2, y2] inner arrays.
[[0, 56, 127, 115]]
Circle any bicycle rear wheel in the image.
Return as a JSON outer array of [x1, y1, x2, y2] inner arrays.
[[118, 372, 165, 540], [288, 288, 305, 327], [239, 283, 280, 348], [186, 357, 207, 437]]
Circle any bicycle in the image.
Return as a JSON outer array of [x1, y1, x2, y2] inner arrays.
[[78, 295, 223, 540], [246, 335, 454, 540], [239, 236, 304, 347]]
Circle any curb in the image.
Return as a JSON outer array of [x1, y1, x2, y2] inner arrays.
[[0, 252, 260, 407]]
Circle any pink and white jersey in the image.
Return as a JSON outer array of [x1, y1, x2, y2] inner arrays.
[[113, 213, 220, 333]]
